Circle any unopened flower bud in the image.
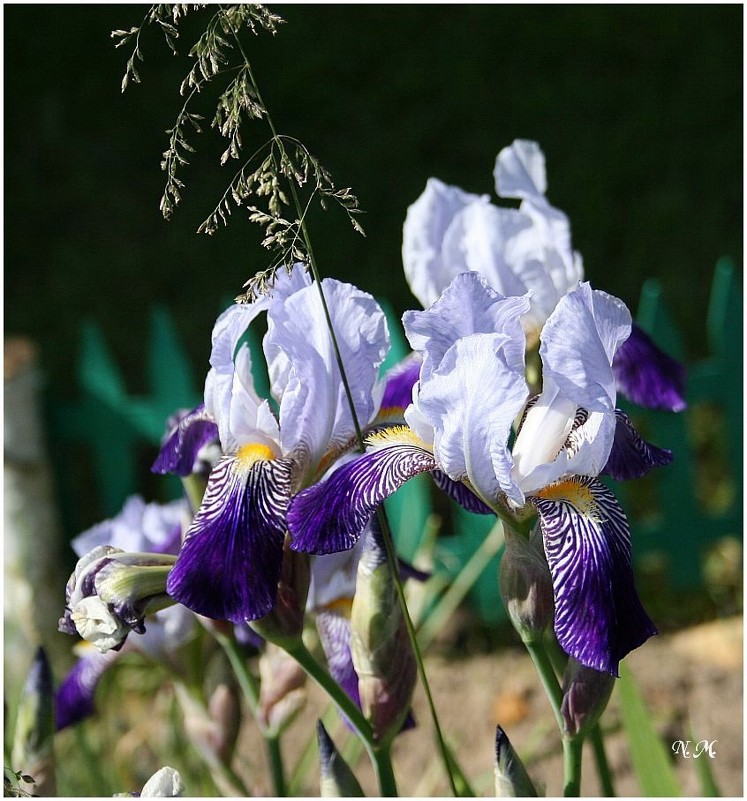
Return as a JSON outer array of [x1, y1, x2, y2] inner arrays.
[[494, 726, 538, 797], [11, 647, 56, 796], [250, 541, 310, 649], [350, 520, 416, 745], [258, 643, 307, 735], [59, 546, 176, 653], [316, 720, 364, 798], [499, 523, 554, 643], [560, 657, 615, 738], [114, 765, 185, 797]]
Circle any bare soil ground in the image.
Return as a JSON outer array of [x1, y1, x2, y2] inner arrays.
[[240, 615, 742, 797]]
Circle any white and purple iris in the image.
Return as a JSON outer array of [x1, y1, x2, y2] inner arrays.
[[289, 273, 670, 676], [156, 264, 393, 625], [402, 139, 686, 412]]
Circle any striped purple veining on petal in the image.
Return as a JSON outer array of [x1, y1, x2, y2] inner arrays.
[[167, 455, 292, 623], [531, 476, 657, 676], [288, 444, 438, 556]]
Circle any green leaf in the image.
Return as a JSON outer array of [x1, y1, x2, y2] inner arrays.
[[618, 663, 682, 796], [690, 725, 721, 797]]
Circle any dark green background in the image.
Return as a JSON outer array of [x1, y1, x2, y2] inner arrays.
[[5, 4, 742, 394]]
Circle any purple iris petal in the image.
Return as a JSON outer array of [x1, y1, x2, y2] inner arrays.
[[612, 324, 686, 412], [381, 353, 422, 410], [152, 403, 219, 476], [530, 476, 657, 676], [603, 410, 674, 481], [55, 649, 119, 730], [316, 610, 361, 730], [289, 444, 438, 555], [431, 469, 494, 515], [166, 455, 292, 624]]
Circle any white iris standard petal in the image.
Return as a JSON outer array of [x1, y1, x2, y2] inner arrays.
[[494, 139, 548, 200], [540, 282, 631, 413], [415, 332, 528, 507], [402, 177, 487, 308], [265, 278, 388, 472], [225, 343, 280, 454], [403, 271, 530, 384]]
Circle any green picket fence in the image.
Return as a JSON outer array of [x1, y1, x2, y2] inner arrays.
[[47, 258, 741, 623]]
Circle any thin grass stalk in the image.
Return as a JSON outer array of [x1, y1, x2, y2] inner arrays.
[[230, 26, 460, 797]]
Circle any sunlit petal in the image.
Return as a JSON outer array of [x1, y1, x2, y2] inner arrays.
[[265, 279, 388, 471], [531, 476, 657, 676], [403, 271, 530, 384], [167, 455, 292, 623], [540, 282, 631, 414], [402, 177, 485, 308], [415, 332, 528, 506], [289, 431, 437, 555]]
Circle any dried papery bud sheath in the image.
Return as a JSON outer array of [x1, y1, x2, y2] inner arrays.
[[494, 726, 537, 797], [59, 546, 177, 653], [350, 520, 417, 745], [499, 521, 554, 644], [258, 642, 307, 736], [560, 657, 615, 739], [250, 541, 310, 649], [317, 720, 364, 797], [11, 647, 56, 796]]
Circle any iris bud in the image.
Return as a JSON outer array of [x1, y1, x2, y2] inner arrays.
[[499, 522, 554, 643], [494, 726, 538, 797], [59, 546, 176, 653], [560, 657, 615, 738], [350, 520, 416, 745], [316, 720, 364, 797], [258, 643, 307, 736], [114, 766, 185, 797]]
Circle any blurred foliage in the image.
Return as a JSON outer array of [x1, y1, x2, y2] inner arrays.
[[5, 4, 742, 401]]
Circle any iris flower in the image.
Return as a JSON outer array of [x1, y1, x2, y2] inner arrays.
[[160, 265, 390, 625], [289, 273, 669, 675], [402, 139, 685, 412]]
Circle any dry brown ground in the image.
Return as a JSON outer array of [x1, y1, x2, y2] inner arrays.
[[239, 616, 742, 797]]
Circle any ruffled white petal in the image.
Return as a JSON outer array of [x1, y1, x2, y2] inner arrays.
[[415, 332, 528, 507], [403, 271, 530, 383], [265, 279, 388, 471], [494, 139, 548, 200], [402, 177, 486, 308], [540, 282, 631, 413]]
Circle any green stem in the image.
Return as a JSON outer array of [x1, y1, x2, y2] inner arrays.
[[286, 642, 402, 796], [523, 638, 584, 797], [215, 631, 287, 797], [371, 742, 399, 797], [563, 736, 583, 797], [589, 724, 615, 796]]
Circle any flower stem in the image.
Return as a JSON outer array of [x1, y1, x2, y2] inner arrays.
[[285, 642, 402, 796], [589, 723, 615, 796], [523, 637, 584, 797], [214, 631, 287, 797]]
